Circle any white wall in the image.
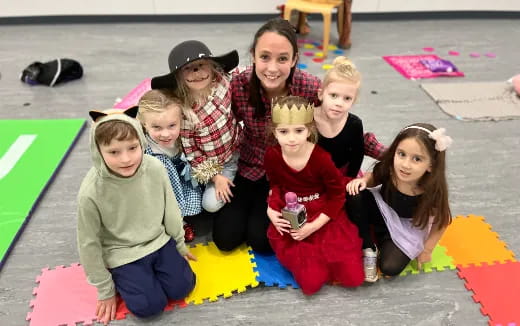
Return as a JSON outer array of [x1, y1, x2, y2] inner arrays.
[[1, 0, 519, 18]]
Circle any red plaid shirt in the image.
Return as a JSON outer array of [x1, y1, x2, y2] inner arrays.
[[181, 74, 241, 170], [231, 67, 386, 181], [231, 67, 321, 181], [364, 132, 387, 160]]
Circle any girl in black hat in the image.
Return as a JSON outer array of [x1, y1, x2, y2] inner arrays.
[[152, 40, 242, 215]]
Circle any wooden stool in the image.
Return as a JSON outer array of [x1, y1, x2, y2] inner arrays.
[[283, 0, 344, 57]]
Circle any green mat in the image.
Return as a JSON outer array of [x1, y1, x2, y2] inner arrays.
[[0, 119, 85, 269], [399, 244, 456, 276]]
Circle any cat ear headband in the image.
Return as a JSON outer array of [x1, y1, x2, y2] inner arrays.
[[88, 106, 138, 122], [402, 126, 453, 151]]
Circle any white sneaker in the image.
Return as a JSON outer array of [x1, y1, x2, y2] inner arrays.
[[363, 247, 379, 283]]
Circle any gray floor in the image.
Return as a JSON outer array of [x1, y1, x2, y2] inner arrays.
[[1, 17, 519, 326]]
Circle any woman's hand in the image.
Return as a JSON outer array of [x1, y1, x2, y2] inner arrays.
[[213, 174, 234, 203], [267, 206, 291, 235], [346, 178, 367, 195], [96, 296, 117, 325]]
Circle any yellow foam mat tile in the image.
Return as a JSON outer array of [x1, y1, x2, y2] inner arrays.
[[185, 242, 259, 305], [439, 214, 516, 267]]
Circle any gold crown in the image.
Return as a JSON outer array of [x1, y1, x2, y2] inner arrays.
[[271, 103, 314, 125]]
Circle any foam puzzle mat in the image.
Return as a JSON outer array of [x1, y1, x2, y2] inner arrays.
[[0, 119, 85, 270], [113, 78, 151, 109], [115, 297, 187, 321], [26, 264, 97, 326], [439, 215, 516, 267], [458, 261, 520, 326], [185, 242, 259, 304], [399, 244, 455, 276], [25, 215, 519, 325], [250, 251, 299, 289]]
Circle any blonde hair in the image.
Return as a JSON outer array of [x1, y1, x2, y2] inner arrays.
[[137, 89, 182, 123], [174, 59, 224, 124], [322, 56, 362, 91]]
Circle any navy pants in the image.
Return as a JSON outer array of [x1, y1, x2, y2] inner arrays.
[[110, 238, 196, 318]]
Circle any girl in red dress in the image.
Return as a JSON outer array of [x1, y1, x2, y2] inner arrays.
[[265, 96, 364, 295]]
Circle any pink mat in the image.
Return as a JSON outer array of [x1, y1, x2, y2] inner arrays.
[[27, 263, 187, 326], [113, 78, 151, 109], [27, 264, 97, 326], [383, 55, 464, 79]]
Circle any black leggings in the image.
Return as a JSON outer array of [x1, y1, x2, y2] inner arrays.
[[346, 190, 411, 276], [212, 174, 272, 253]]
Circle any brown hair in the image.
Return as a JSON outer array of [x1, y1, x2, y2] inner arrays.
[[372, 122, 452, 230], [94, 120, 139, 146], [267, 95, 317, 145], [249, 18, 298, 118]]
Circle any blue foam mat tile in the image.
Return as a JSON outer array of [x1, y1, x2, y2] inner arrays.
[[250, 251, 299, 289]]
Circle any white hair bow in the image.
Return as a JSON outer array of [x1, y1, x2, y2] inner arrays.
[[429, 128, 453, 151]]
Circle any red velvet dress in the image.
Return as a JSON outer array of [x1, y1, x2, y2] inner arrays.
[[264, 145, 364, 294]]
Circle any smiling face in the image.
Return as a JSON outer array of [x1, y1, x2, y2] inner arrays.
[[99, 137, 142, 177], [274, 123, 310, 154], [252, 31, 297, 97], [180, 59, 213, 93], [318, 80, 358, 120], [142, 104, 181, 149], [393, 137, 432, 188]]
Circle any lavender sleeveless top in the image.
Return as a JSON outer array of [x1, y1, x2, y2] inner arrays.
[[368, 185, 432, 259]]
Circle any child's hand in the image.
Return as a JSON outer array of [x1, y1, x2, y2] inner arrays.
[[96, 296, 117, 325], [346, 178, 367, 195], [212, 174, 234, 203], [417, 248, 433, 270], [184, 251, 197, 261], [290, 222, 317, 241], [267, 206, 291, 235]]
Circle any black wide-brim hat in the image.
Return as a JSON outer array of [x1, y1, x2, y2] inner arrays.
[[151, 40, 239, 90]]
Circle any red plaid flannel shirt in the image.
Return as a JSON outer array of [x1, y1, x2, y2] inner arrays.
[[231, 67, 386, 181], [231, 67, 321, 181], [181, 75, 241, 169], [364, 132, 387, 160]]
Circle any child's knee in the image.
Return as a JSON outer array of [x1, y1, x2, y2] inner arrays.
[[294, 266, 329, 295], [379, 261, 404, 277], [201, 198, 223, 213], [125, 292, 168, 318], [165, 270, 196, 300], [299, 275, 328, 295], [202, 190, 224, 213]]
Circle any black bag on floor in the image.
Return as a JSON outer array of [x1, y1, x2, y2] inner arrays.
[[20, 58, 83, 86]]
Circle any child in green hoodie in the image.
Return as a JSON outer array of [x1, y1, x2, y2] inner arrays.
[[77, 107, 196, 325]]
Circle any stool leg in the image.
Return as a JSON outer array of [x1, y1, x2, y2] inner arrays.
[[337, 3, 345, 35], [338, 0, 352, 49], [322, 12, 331, 58], [283, 6, 293, 21]]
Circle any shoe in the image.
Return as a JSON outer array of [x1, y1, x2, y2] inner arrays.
[[363, 247, 379, 283], [183, 223, 195, 243]]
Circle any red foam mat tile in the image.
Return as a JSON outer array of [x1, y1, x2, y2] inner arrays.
[[458, 261, 520, 326]]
